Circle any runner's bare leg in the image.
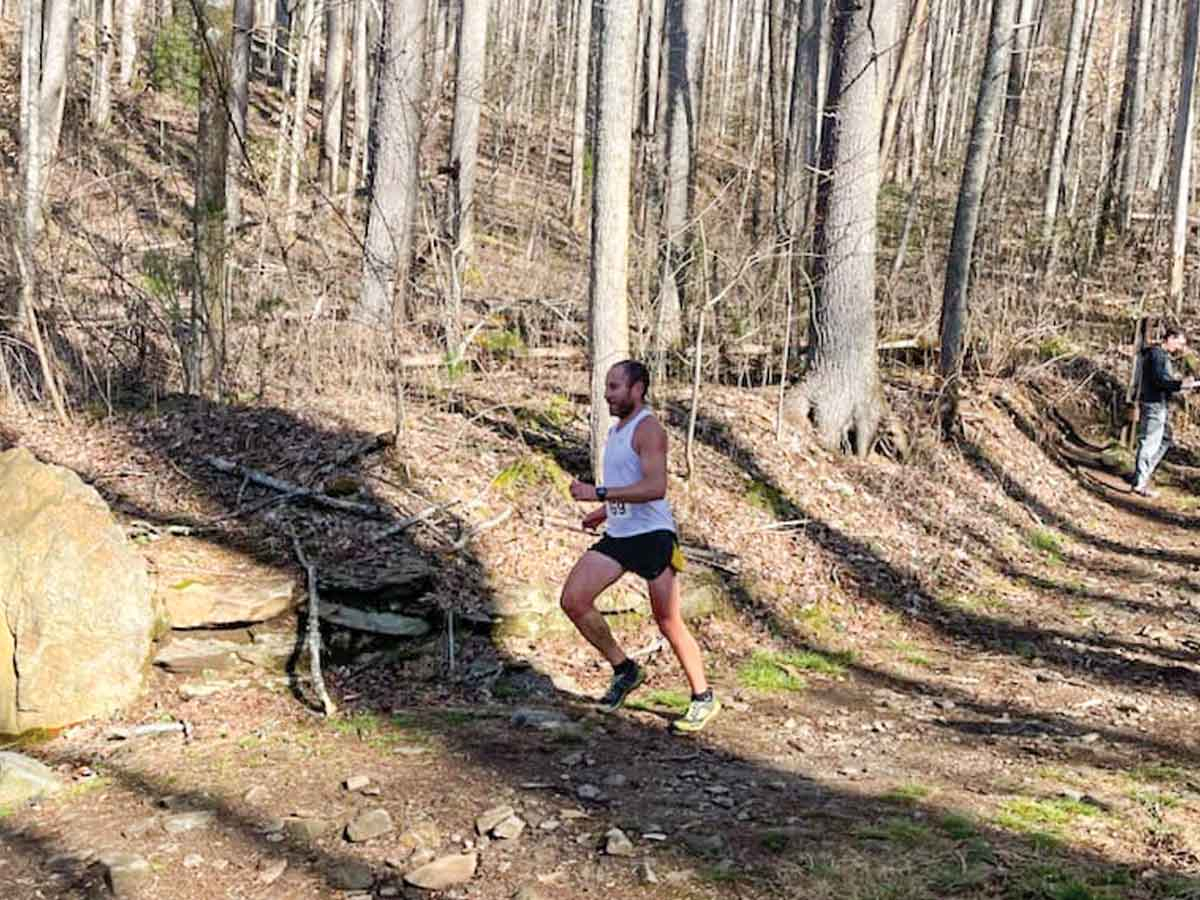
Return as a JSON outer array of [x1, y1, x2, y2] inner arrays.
[[560, 551, 627, 666], [648, 567, 708, 695]]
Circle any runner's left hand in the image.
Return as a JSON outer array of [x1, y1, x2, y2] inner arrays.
[[569, 479, 597, 502]]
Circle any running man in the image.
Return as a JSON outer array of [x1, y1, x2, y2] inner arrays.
[[561, 360, 720, 733]]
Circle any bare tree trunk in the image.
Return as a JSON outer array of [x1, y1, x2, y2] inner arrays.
[[1170, 0, 1198, 311], [227, 0, 252, 230], [568, 0, 592, 230], [1040, 0, 1087, 259], [190, 2, 231, 400], [38, 0, 76, 173], [939, 0, 1015, 437], [319, 0, 348, 193], [19, 0, 46, 319], [1000, 0, 1035, 162], [117, 0, 140, 86], [358, 0, 427, 324], [784, 0, 889, 457], [1066, 0, 1104, 218], [285, 0, 317, 235], [588, 0, 636, 477], [446, 0, 488, 261], [344, 0, 370, 215], [879, 0, 927, 182], [1118, 0, 1153, 231], [90, 0, 114, 128], [655, 0, 708, 359]]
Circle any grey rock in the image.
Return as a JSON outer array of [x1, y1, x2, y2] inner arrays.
[[101, 853, 152, 897], [409, 848, 437, 868], [0, 448, 158, 735], [0, 752, 63, 807], [403, 853, 478, 890], [285, 816, 333, 842], [681, 831, 727, 857], [262, 859, 291, 887], [344, 775, 371, 792], [576, 784, 603, 801], [182, 854, 204, 868], [601, 773, 628, 788], [510, 708, 572, 730], [476, 804, 516, 835], [346, 808, 395, 843], [637, 860, 659, 884], [319, 604, 431, 638], [328, 860, 375, 891], [605, 828, 635, 857], [153, 638, 243, 674], [162, 811, 216, 834], [492, 816, 526, 840]]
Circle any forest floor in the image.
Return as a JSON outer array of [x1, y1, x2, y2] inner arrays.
[[2, 360, 1200, 900]]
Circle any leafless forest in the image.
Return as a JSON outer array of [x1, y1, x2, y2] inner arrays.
[[0, 0, 1196, 451]]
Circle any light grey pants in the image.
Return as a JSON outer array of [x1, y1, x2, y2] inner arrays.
[[1133, 402, 1171, 489]]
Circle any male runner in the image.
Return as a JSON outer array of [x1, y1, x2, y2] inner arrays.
[[561, 360, 720, 733]]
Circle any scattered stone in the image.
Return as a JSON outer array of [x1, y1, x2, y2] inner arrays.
[[243, 785, 270, 804], [576, 784, 602, 801], [493, 816, 527, 840], [560, 751, 585, 767], [511, 708, 573, 730], [182, 854, 204, 868], [602, 773, 628, 789], [153, 638, 242, 674], [155, 565, 296, 629], [211, 859, 228, 871], [101, 853, 152, 897], [681, 831, 727, 857], [179, 681, 240, 700], [285, 816, 333, 842], [560, 809, 589, 820], [328, 860, 375, 891], [0, 752, 64, 807], [665, 868, 696, 884], [476, 804, 516, 835], [320, 604, 431, 638], [642, 832, 668, 842], [344, 775, 371, 792], [605, 828, 635, 857], [538, 818, 561, 832], [395, 822, 441, 857], [409, 848, 437, 868], [162, 811, 216, 834], [403, 853, 478, 890], [637, 860, 659, 884], [346, 808, 395, 843]]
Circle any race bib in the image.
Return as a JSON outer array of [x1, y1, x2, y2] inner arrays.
[[607, 500, 630, 519]]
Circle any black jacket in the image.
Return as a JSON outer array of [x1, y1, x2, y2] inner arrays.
[[1139, 346, 1184, 405]]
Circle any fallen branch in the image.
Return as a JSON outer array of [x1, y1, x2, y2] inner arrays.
[[106, 720, 194, 742], [206, 456, 387, 518], [331, 432, 395, 468], [374, 501, 459, 540], [452, 506, 513, 550], [290, 535, 338, 717]]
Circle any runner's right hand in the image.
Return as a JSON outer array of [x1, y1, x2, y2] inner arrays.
[[582, 506, 607, 531]]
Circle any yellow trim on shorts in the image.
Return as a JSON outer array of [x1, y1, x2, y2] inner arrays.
[[670, 542, 687, 572]]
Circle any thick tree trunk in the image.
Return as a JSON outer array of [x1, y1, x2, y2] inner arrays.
[[357, 0, 426, 324], [190, 3, 231, 400], [319, 0, 348, 193], [285, 0, 317, 235], [38, 0, 76, 173], [117, 0, 140, 87], [784, 0, 888, 457], [999, 0, 1035, 162], [1170, 0, 1199, 311], [588, 0, 636, 477], [939, 0, 1015, 437], [656, 0, 708, 358], [18, 0, 45, 321]]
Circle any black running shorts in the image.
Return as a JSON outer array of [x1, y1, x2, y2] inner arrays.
[[590, 529, 680, 581]]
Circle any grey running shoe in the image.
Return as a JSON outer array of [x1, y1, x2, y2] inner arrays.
[[599, 663, 645, 711], [671, 694, 721, 733]]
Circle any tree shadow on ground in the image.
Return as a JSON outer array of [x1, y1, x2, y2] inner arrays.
[[4, 382, 1199, 897]]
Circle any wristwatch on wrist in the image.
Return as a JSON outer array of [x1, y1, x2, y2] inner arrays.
[[595, 486, 608, 501]]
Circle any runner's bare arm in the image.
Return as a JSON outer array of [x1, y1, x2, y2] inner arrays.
[[601, 418, 667, 503]]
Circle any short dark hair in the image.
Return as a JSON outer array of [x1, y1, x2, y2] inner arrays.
[[614, 359, 650, 397], [1164, 327, 1187, 343]]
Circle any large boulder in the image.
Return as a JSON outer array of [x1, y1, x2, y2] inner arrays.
[[0, 448, 158, 735]]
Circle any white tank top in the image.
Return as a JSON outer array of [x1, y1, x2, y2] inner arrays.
[[602, 408, 677, 538]]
